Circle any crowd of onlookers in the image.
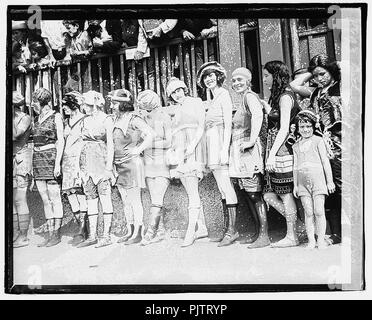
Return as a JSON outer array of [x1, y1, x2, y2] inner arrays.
[[12, 19, 218, 73]]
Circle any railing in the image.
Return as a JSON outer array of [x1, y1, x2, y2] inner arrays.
[[13, 34, 219, 119]]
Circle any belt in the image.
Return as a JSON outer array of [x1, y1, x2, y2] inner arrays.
[[34, 143, 56, 151]]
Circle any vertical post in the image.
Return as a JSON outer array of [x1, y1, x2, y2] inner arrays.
[[217, 19, 242, 109], [258, 19, 284, 100], [289, 19, 302, 71], [120, 54, 125, 89]]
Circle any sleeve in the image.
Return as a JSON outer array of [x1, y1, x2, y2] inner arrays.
[[159, 19, 178, 34], [136, 20, 149, 53]]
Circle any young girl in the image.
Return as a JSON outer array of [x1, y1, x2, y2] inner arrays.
[[293, 110, 335, 249]]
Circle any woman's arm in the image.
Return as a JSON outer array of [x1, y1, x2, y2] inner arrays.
[[292, 145, 299, 198], [289, 72, 315, 98], [317, 137, 335, 193], [13, 114, 31, 140], [153, 113, 172, 149], [54, 113, 65, 177], [104, 116, 114, 171], [242, 94, 263, 149], [132, 117, 156, 154], [220, 90, 233, 150], [269, 95, 293, 158]]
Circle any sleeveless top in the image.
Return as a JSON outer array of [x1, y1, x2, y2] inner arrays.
[[268, 88, 300, 130], [33, 113, 57, 147]]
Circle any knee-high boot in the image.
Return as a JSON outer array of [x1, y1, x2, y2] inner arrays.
[[141, 205, 162, 246], [181, 207, 200, 247], [77, 214, 98, 248], [218, 204, 239, 247], [210, 199, 228, 242], [37, 219, 54, 247], [247, 197, 270, 249]]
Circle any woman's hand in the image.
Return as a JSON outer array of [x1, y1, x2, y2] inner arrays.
[[293, 186, 299, 198], [17, 65, 27, 73], [266, 154, 276, 172], [220, 147, 229, 165], [327, 182, 336, 194], [240, 140, 255, 152], [182, 30, 195, 41], [54, 164, 61, 178]]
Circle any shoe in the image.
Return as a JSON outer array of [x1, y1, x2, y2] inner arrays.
[[37, 233, 52, 247], [76, 237, 98, 248], [181, 233, 196, 248], [326, 234, 341, 246], [218, 232, 239, 247], [195, 226, 208, 240], [117, 224, 134, 243], [124, 226, 142, 245], [239, 234, 257, 244], [140, 229, 156, 246], [270, 236, 299, 248], [46, 231, 61, 247], [13, 236, 29, 248], [95, 236, 112, 248], [70, 234, 85, 247], [247, 236, 271, 249]]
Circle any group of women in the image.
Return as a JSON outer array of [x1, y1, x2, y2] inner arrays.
[[12, 53, 343, 250]]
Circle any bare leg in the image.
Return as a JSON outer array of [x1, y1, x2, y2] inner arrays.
[[13, 186, 30, 248], [180, 176, 201, 247], [124, 187, 144, 245], [313, 195, 327, 249], [35, 180, 54, 247], [301, 196, 316, 249], [117, 186, 135, 243]]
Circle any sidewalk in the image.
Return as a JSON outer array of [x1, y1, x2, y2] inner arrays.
[[13, 233, 342, 286]]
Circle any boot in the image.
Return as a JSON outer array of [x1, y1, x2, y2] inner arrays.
[[14, 214, 30, 248], [141, 212, 161, 246], [218, 204, 239, 247], [77, 214, 98, 248], [46, 229, 61, 247], [13, 212, 20, 242], [210, 199, 228, 242], [96, 213, 113, 248], [195, 207, 208, 240], [13, 229, 29, 248], [124, 225, 143, 245], [37, 219, 53, 247], [117, 224, 134, 243], [68, 212, 83, 245], [239, 193, 259, 244], [247, 199, 270, 249], [181, 207, 199, 247]]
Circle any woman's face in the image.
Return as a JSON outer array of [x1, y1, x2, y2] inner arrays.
[[232, 75, 249, 94], [262, 69, 273, 90], [110, 100, 121, 114], [203, 72, 218, 90], [312, 66, 333, 88], [62, 105, 72, 116], [83, 103, 94, 115], [12, 30, 26, 42], [31, 99, 42, 115], [298, 120, 314, 139], [170, 87, 186, 104], [66, 23, 79, 37]]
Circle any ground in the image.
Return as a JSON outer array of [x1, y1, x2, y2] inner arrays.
[[13, 227, 342, 286], [11, 173, 342, 287]]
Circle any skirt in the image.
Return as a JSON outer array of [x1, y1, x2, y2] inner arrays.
[[263, 128, 294, 194], [115, 156, 146, 189], [13, 145, 33, 188], [143, 148, 170, 179], [33, 147, 57, 180], [205, 124, 225, 170]]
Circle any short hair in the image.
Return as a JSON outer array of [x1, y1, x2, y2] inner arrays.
[[32, 88, 52, 107], [108, 89, 134, 112], [308, 54, 341, 82], [200, 69, 226, 89]]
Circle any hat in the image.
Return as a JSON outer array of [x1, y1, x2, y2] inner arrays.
[[137, 90, 161, 111], [232, 67, 252, 82], [12, 21, 27, 30], [62, 91, 84, 109], [107, 89, 133, 103], [13, 91, 25, 106], [196, 61, 226, 87], [297, 109, 318, 123], [82, 90, 105, 107], [166, 77, 187, 97]]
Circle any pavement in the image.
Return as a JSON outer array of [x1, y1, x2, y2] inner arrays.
[[12, 231, 342, 286]]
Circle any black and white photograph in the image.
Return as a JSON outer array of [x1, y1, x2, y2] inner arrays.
[[2, 0, 368, 297]]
